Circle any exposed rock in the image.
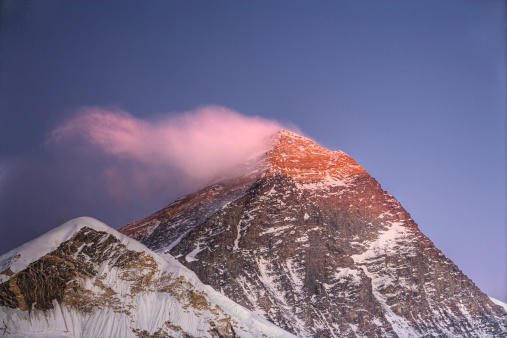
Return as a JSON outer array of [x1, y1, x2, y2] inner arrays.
[[120, 130, 507, 337], [0, 217, 294, 337]]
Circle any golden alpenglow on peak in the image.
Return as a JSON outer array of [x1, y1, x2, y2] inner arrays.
[[266, 129, 367, 181], [117, 128, 507, 337]]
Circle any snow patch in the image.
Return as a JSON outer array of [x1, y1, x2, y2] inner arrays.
[[490, 297, 507, 312], [260, 225, 293, 236], [185, 242, 206, 262], [334, 268, 361, 285], [351, 222, 410, 263]]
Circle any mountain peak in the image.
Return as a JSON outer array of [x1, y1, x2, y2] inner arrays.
[[117, 129, 507, 337], [266, 129, 366, 181]]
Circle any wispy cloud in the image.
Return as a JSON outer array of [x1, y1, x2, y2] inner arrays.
[[1, 106, 292, 254], [49, 106, 286, 193]]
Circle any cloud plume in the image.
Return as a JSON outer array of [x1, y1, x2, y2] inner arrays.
[[0, 106, 290, 254], [49, 106, 286, 198]]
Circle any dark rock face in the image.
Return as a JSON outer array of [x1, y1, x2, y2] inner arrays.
[[121, 156, 270, 254], [0, 227, 152, 312], [120, 130, 507, 337]]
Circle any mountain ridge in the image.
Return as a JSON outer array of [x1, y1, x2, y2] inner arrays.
[[120, 129, 371, 246], [0, 217, 295, 337], [2, 130, 505, 337], [119, 130, 507, 337]]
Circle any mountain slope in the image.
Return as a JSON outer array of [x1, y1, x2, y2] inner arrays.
[[491, 297, 507, 313], [120, 130, 507, 337], [0, 217, 295, 337]]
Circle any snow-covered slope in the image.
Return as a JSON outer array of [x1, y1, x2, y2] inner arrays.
[[0, 217, 295, 337], [490, 297, 507, 312]]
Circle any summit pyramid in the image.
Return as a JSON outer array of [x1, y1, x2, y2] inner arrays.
[[120, 130, 507, 337]]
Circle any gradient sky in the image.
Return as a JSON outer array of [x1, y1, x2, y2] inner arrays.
[[0, 1, 505, 302]]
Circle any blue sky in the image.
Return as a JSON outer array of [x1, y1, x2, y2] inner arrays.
[[0, 0, 505, 302]]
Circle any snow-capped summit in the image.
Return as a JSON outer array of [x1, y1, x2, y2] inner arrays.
[[120, 130, 507, 337], [266, 129, 366, 181], [0, 217, 295, 337]]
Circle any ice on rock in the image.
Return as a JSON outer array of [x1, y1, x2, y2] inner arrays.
[[0, 217, 295, 338]]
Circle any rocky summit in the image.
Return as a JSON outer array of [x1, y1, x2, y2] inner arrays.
[[120, 130, 507, 337]]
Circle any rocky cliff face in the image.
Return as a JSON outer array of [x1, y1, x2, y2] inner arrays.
[[120, 130, 507, 337], [0, 217, 294, 338]]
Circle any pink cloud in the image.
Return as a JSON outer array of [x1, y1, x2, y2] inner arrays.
[[49, 106, 291, 199]]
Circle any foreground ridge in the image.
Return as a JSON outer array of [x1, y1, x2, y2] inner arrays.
[[0, 217, 295, 337], [120, 130, 507, 337]]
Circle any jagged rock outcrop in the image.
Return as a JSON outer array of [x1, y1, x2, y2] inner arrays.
[[0, 217, 294, 337], [120, 130, 507, 337]]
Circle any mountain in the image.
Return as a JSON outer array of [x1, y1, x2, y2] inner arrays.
[[120, 130, 507, 337], [0, 217, 295, 337]]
